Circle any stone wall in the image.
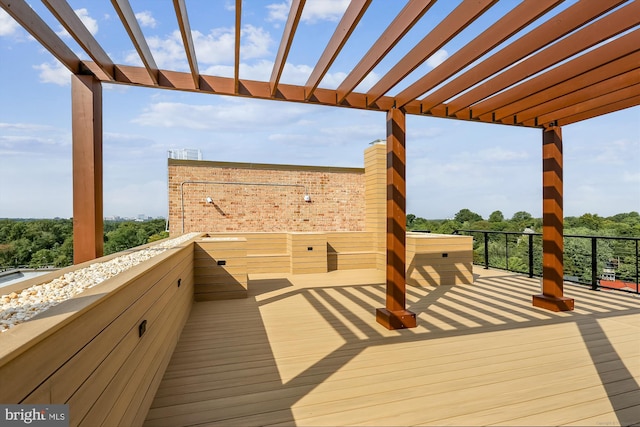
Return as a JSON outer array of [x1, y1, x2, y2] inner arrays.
[[168, 160, 366, 235]]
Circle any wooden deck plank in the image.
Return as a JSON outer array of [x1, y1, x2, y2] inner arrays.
[[144, 267, 640, 427]]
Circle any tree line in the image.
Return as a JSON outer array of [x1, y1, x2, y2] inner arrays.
[[1, 211, 638, 278], [408, 209, 640, 283], [0, 219, 168, 269]]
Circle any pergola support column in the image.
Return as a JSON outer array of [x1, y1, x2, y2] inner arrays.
[[72, 74, 103, 264], [376, 108, 417, 329], [533, 125, 574, 311]]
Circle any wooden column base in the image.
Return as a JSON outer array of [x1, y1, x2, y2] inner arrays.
[[532, 294, 574, 312], [376, 308, 417, 330]]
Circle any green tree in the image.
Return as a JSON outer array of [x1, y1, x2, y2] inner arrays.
[[30, 249, 53, 267], [406, 214, 416, 228], [454, 209, 483, 223], [511, 211, 533, 223], [488, 210, 504, 222]]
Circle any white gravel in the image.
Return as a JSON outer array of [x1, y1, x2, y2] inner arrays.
[[0, 233, 199, 333]]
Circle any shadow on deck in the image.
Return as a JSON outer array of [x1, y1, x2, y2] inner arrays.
[[144, 267, 640, 427]]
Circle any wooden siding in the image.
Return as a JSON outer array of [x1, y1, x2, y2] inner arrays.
[[145, 267, 640, 427], [0, 241, 195, 427], [288, 232, 328, 275], [194, 238, 248, 301], [364, 142, 387, 270], [406, 233, 474, 286]]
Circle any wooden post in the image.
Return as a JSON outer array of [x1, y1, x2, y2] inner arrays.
[[376, 108, 417, 329], [72, 74, 104, 264], [533, 125, 574, 311]]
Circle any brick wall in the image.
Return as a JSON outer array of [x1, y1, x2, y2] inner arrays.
[[168, 160, 366, 235]]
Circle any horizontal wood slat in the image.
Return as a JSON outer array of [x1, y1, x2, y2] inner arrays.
[[145, 267, 640, 426]]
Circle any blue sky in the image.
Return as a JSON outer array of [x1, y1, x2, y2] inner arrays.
[[0, 0, 638, 220]]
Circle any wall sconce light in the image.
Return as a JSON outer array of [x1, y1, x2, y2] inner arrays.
[[205, 196, 213, 204], [304, 194, 311, 203]]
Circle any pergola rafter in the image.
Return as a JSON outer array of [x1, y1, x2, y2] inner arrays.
[[304, 0, 371, 100], [449, 0, 640, 119], [111, 0, 159, 85], [475, 34, 640, 121], [418, 0, 629, 118], [2, 0, 638, 327], [270, 0, 305, 97], [172, 0, 199, 90], [42, 0, 116, 80], [0, 0, 82, 73], [2, 0, 634, 128], [365, 0, 498, 107], [336, 0, 436, 103], [394, 0, 564, 109]]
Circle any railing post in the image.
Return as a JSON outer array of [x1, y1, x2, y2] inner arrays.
[[505, 233, 509, 270], [591, 237, 598, 291], [484, 232, 489, 269], [528, 233, 534, 278], [636, 239, 640, 293]]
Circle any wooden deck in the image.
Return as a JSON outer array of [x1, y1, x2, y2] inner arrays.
[[144, 267, 640, 427]]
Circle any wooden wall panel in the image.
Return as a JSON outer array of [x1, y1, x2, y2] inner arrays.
[[0, 241, 195, 427]]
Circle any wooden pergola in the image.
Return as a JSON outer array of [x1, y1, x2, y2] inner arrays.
[[3, 0, 638, 329]]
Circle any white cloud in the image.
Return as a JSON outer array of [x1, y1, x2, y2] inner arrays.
[[135, 11, 157, 28], [267, 2, 289, 22], [132, 99, 309, 131], [266, 0, 349, 23], [76, 9, 98, 35], [57, 9, 98, 38], [426, 49, 448, 68], [137, 24, 273, 70], [301, 0, 349, 23], [239, 25, 273, 59], [0, 9, 19, 36], [144, 30, 189, 70], [196, 24, 273, 63], [33, 61, 71, 86], [351, 72, 379, 93]]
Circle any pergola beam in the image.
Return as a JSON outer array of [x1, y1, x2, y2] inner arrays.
[[336, 0, 436, 103], [81, 60, 638, 128], [420, 0, 628, 113], [173, 0, 199, 89], [395, 0, 563, 108], [304, 0, 371, 100], [270, 0, 305, 97], [366, 0, 498, 107], [0, 0, 82, 74], [111, 0, 159, 85]]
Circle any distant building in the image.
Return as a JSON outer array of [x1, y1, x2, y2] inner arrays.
[[168, 149, 202, 160]]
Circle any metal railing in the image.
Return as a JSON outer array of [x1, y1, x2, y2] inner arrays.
[[456, 230, 639, 294]]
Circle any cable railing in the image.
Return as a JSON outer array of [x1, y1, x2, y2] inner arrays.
[[455, 230, 639, 294]]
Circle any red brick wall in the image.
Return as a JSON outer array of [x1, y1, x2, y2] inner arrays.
[[168, 160, 365, 235]]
